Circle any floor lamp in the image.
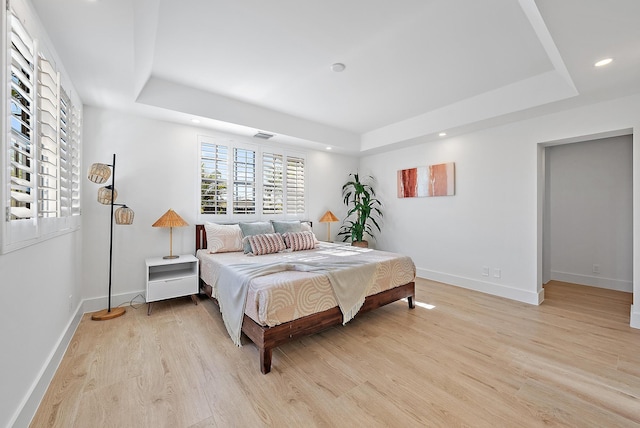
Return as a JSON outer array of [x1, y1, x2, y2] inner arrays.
[[87, 154, 135, 321]]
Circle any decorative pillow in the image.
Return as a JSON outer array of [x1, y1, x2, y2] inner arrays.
[[204, 222, 243, 253], [282, 231, 316, 251], [246, 233, 286, 256], [239, 222, 275, 253], [271, 220, 302, 234], [301, 221, 320, 244]]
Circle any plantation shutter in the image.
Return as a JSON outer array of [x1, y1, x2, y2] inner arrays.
[[262, 152, 283, 214], [233, 148, 256, 214], [286, 156, 305, 214], [70, 103, 82, 216], [59, 89, 71, 216], [37, 54, 59, 218], [200, 142, 229, 214], [8, 14, 36, 221]]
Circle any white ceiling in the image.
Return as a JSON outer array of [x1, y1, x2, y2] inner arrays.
[[29, 0, 640, 154]]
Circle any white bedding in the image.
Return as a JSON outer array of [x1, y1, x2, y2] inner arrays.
[[197, 243, 416, 331]]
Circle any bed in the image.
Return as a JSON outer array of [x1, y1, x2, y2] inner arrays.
[[195, 222, 416, 374]]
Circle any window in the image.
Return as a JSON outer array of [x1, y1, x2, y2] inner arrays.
[[200, 143, 228, 214], [233, 148, 256, 214], [8, 12, 36, 222], [262, 152, 283, 214], [37, 54, 58, 219], [286, 156, 305, 214], [199, 136, 306, 219], [3, 8, 82, 252]]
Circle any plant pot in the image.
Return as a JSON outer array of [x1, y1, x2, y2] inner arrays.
[[351, 240, 368, 248]]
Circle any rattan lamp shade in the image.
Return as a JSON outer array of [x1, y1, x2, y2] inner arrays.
[[87, 163, 111, 184], [153, 209, 188, 259], [319, 210, 339, 241], [319, 210, 339, 223], [97, 186, 117, 205], [152, 209, 188, 228], [114, 206, 134, 225]]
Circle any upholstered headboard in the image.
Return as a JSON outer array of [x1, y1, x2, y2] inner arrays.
[[195, 221, 313, 252]]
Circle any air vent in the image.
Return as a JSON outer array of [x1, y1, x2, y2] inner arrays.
[[253, 132, 274, 140]]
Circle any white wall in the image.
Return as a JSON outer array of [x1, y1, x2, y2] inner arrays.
[[547, 136, 633, 291], [0, 231, 83, 428], [81, 107, 359, 306], [360, 93, 640, 310], [1, 0, 85, 426]]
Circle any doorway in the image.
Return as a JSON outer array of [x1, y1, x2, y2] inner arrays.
[[543, 134, 633, 293]]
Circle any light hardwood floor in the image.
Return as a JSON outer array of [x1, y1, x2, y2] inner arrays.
[[30, 279, 640, 427]]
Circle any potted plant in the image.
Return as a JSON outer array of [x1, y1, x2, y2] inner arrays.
[[337, 173, 383, 247]]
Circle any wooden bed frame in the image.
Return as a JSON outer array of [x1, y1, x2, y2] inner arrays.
[[195, 224, 415, 374]]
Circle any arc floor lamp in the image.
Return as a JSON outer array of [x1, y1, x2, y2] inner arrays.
[[87, 154, 134, 321]]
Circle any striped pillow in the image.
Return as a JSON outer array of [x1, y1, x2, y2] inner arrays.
[[282, 231, 316, 251], [246, 233, 286, 255]]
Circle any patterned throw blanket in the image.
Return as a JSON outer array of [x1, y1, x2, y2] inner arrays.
[[216, 260, 377, 346]]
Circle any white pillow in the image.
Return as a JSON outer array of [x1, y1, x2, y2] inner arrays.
[[204, 222, 243, 253]]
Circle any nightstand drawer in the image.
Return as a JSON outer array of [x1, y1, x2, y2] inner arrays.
[[146, 276, 197, 302]]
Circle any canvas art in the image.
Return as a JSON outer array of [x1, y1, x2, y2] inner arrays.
[[397, 162, 455, 198]]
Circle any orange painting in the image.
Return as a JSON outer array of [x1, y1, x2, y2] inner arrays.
[[398, 162, 455, 198]]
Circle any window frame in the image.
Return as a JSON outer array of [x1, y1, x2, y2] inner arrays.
[[197, 134, 308, 223], [1, 2, 83, 254]]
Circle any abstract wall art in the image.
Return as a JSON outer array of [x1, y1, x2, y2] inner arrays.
[[397, 162, 455, 198]]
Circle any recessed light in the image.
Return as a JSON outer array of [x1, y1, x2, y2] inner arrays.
[[326, 147, 332, 150], [439, 132, 447, 137], [594, 58, 613, 67], [331, 63, 346, 72], [191, 119, 200, 124]]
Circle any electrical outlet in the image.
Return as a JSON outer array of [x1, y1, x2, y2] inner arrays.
[[68, 295, 73, 313], [482, 266, 490, 277], [493, 268, 501, 278], [593, 264, 600, 274]]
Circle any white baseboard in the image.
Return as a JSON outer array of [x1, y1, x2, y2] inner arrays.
[[550, 271, 632, 292], [11, 303, 84, 428], [631, 304, 640, 329], [12, 290, 144, 427], [82, 290, 146, 313], [416, 268, 544, 305]]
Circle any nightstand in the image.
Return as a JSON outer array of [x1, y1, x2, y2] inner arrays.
[[145, 254, 199, 315]]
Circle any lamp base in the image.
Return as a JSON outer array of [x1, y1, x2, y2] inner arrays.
[[163, 255, 179, 259], [91, 306, 126, 321]]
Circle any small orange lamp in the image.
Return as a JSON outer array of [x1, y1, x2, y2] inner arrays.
[[319, 210, 339, 241], [152, 209, 189, 259]]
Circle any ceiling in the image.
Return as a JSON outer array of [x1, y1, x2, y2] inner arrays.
[[29, 0, 640, 154]]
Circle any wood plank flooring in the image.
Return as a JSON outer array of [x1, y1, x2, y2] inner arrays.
[[30, 279, 640, 427]]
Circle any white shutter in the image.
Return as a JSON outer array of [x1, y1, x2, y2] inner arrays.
[[286, 156, 305, 214], [198, 138, 306, 221], [59, 89, 71, 216], [233, 148, 256, 214], [262, 152, 283, 214], [37, 54, 59, 218], [200, 142, 228, 214], [3, 8, 83, 252], [8, 14, 36, 221], [70, 102, 81, 216]]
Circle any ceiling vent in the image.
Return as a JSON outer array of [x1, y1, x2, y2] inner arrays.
[[253, 131, 274, 140]]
